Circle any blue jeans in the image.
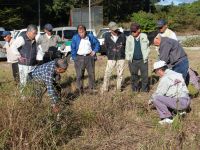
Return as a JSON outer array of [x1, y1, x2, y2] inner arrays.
[[172, 58, 189, 81]]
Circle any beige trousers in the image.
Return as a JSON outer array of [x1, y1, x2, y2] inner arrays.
[[102, 59, 125, 91]]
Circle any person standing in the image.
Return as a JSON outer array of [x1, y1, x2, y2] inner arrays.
[[37, 23, 63, 63], [157, 19, 177, 40], [101, 22, 126, 93], [0, 31, 19, 82], [153, 35, 189, 81], [11, 24, 38, 89], [71, 25, 100, 94], [125, 23, 150, 92], [149, 60, 190, 125]]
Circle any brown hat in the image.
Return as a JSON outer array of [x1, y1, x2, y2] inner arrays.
[[130, 23, 140, 32]]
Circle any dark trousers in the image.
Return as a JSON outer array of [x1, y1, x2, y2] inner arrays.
[[74, 55, 95, 90], [172, 57, 189, 82], [128, 59, 149, 92], [12, 62, 19, 82]]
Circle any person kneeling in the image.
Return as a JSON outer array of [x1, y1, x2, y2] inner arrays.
[[30, 58, 68, 113], [149, 60, 191, 125]]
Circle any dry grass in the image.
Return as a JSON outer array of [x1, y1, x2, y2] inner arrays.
[[0, 48, 200, 150]]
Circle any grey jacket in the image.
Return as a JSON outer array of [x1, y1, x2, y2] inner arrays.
[[159, 37, 187, 68], [152, 69, 189, 100], [37, 34, 61, 53], [125, 33, 150, 63]]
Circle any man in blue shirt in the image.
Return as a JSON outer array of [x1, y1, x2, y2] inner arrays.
[[71, 25, 100, 93], [30, 58, 68, 112]]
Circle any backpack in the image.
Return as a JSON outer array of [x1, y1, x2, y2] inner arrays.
[[188, 68, 200, 90]]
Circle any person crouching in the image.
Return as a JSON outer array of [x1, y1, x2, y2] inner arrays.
[[149, 60, 191, 125]]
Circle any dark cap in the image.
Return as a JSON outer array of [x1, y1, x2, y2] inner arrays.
[[157, 19, 167, 28], [1, 31, 11, 37], [130, 23, 140, 32], [44, 23, 53, 31]]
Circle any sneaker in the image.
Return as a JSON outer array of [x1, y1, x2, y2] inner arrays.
[[179, 111, 186, 117], [159, 118, 173, 125]]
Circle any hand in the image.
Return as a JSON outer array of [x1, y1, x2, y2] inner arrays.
[[52, 104, 60, 113], [90, 51, 96, 56], [18, 56, 26, 63], [148, 99, 153, 105]]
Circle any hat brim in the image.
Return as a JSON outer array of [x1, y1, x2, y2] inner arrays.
[[1, 34, 9, 37], [110, 26, 118, 31]]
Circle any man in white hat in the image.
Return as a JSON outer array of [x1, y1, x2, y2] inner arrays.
[[149, 60, 190, 125], [101, 21, 126, 93]]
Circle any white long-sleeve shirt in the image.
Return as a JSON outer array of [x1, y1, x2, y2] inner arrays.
[[160, 28, 177, 41], [11, 36, 44, 61], [3, 38, 18, 63]]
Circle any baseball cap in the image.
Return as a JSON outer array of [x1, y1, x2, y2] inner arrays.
[[130, 23, 140, 32], [157, 19, 167, 28], [44, 23, 53, 31], [153, 60, 167, 72], [1, 31, 11, 37], [108, 21, 118, 31]]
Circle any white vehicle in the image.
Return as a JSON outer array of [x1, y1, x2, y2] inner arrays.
[[13, 28, 44, 41], [97, 28, 110, 54], [53, 26, 77, 57], [86, 29, 97, 37], [0, 27, 6, 59]]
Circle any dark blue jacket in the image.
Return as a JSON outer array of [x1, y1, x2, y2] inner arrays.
[[71, 33, 100, 60]]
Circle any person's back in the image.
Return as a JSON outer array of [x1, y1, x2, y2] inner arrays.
[[159, 37, 187, 68], [156, 69, 189, 98]]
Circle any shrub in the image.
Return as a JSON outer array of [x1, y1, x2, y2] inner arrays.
[[182, 37, 200, 47], [131, 11, 157, 32]]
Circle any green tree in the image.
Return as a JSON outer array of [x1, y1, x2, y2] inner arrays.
[[0, 7, 23, 29]]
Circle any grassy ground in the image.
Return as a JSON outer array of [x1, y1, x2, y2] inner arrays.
[[0, 49, 200, 150]]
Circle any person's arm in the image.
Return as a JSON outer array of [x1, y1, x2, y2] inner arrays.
[[45, 72, 59, 104], [125, 36, 131, 61], [0, 44, 6, 53], [151, 77, 170, 100], [10, 36, 25, 58], [143, 33, 150, 60], [171, 32, 178, 41], [70, 35, 77, 60], [90, 35, 100, 53]]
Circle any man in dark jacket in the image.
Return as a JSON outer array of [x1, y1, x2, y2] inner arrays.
[[11, 24, 38, 89], [71, 25, 100, 93], [101, 22, 126, 93], [154, 35, 189, 81]]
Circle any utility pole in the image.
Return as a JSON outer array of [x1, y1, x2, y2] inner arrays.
[[89, 0, 91, 29], [38, 0, 41, 31]]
